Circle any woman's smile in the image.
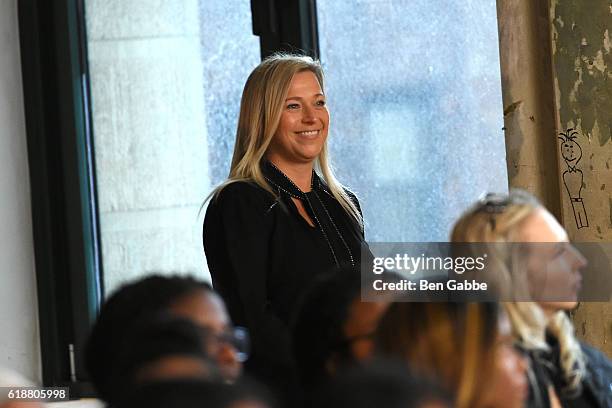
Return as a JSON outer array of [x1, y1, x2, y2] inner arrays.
[[295, 129, 321, 137], [266, 70, 330, 166]]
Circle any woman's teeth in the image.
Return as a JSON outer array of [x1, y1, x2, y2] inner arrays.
[[297, 130, 319, 136]]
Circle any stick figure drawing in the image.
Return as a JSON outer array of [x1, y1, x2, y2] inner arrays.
[[559, 128, 589, 229]]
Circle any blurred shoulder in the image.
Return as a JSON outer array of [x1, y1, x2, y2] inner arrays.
[[579, 342, 612, 406], [581, 342, 612, 372]]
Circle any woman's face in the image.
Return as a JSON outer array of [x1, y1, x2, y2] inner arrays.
[[519, 209, 587, 312], [266, 70, 329, 167], [478, 313, 528, 408], [170, 290, 242, 382], [343, 300, 390, 362]]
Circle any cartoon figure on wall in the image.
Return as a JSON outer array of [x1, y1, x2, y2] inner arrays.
[[558, 128, 588, 229]]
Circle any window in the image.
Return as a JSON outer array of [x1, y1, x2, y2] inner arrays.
[[318, 0, 508, 241], [84, 0, 260, 295]]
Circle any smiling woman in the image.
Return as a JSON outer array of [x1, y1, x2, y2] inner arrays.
[[202, 54, 365, 400], [267, 70, 330, 171]]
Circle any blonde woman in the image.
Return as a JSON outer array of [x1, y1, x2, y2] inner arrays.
[[203, 54, 364, 394], [451, 190, 612, 407], [376, 302, 528, 408]]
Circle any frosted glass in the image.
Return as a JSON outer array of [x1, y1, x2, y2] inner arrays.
[[85, 0, 260, 295], [317, 0, 508, 242]]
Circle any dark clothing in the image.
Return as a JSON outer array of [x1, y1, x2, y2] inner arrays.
[[575, 343, 612, 408], [203, 161, 364, 394], [523, 346, 553, 408], [524, 336, 612, 408]]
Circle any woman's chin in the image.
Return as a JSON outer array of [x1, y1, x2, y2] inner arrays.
[[539, 301, 578, 313], [294, 149, 323, 163]]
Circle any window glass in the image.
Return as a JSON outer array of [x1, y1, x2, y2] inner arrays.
[[317, 0, 508, 241], [84, 0, 259, 295]]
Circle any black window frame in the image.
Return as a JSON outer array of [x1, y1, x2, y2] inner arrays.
[[18, 0, 319, 393]]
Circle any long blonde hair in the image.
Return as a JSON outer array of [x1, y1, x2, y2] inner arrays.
[[208, 53, 362, 225], [451, 190, 585, 392], [377, 302, 501, 408]]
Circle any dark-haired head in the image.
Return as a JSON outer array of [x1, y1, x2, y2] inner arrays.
[[111, 314, 217, 394], [116, 378, 273, 408], [311, 359, 452, 408], [377, 302, 528, 408], [291, 265, 389, 389], [84, 274, 213, 401]]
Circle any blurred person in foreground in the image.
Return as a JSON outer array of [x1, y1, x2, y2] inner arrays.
[[116, 378, 273, 408], [110, 314, 216, 398], [377, 302, 529, 408], [84, 274, 245, 405], [311, 360, 452, 408], [452, 189, 612, 407], [292, 266, 390, 394]]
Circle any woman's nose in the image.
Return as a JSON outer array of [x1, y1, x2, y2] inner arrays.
[[217, 342, 239, 366], [301, 105, 316, 122], [569, 245, 587, 269]]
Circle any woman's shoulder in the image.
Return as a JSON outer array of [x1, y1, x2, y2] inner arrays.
[[208, 180, 277, 213], [579, 341, 612, 406], [216, 180, 268, 196], [580, 341, 612, 374], [318, 178, 359, 202]]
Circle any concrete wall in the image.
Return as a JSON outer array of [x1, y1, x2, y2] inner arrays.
[[499, 0, 612, 356], [85, 0, 211, 295], [0, 0, 41, 383], [550, 0, 612, 355], [497, 0, 561, 216]]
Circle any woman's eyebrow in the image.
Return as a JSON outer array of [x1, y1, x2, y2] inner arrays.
[[285, 93, 325, 101]]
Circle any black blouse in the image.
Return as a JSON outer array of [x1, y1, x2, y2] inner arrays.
[[203, 161, 364, 387], [524, 334, 611, 408]]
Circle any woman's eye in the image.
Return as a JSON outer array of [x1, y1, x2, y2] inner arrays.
[[286, 103, 300, 110], [316, 99, 326, 106], [553, 244, 567, 258]]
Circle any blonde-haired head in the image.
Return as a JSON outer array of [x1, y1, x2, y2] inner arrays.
[[209, 53, 361, 225], [451, 189, 585, 393], [377, 302, 501, 408]]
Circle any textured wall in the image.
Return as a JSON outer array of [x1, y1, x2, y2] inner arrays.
[[497, 0, 561, 216], [550, 0, 612, 355], [498, 0, 612, 356], [0, 0, 41, 383], [85, 0, 211, 294]]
